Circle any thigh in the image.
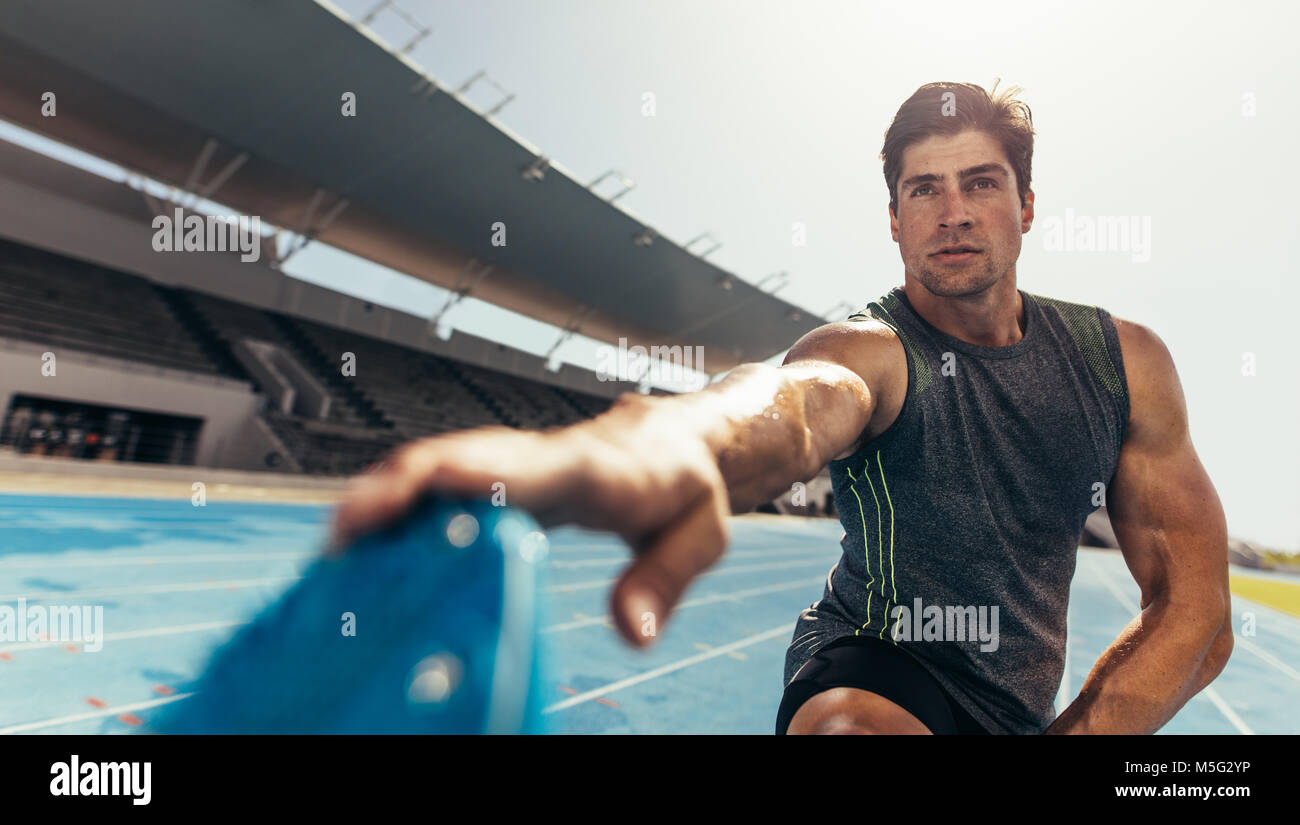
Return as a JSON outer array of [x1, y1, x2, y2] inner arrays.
[[776, 635, 962, 735]]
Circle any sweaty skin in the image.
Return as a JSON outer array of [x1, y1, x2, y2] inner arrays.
[[333, 129, 1232, 734]]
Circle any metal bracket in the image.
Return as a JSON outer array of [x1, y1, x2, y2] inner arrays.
[[673, 271, 793, 342], [754, 270, 788, 295], [358, 0, 431, 53], [181, 138, 219, 207], [274, 190, 352, 268], [684, 232, 723, 258], [127, 173, 165, 218], [410, 73, 441, 99], [428, 258, 494, 338], [522, 155, 551, 183], [456, 70, 516, 117], [588, 170, 636, 204], [543, 305, 593, 370], [184, 147, 248, 205]]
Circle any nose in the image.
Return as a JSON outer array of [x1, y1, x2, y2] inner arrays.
[[937, 188, 973, 230]]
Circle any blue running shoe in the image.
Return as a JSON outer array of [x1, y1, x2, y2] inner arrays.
[[152, 496, 550, 734]]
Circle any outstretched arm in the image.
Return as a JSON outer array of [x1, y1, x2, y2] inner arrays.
[[1045, 318, 1233, 734], [332, 321, 887, 648]]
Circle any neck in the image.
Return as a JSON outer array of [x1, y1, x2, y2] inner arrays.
[[902, 275, 1025, 347]]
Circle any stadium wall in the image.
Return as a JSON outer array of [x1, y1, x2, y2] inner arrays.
[[0, 336, 276, 469]]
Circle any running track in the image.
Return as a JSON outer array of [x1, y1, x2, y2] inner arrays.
[[0, 495, 1294, 734]]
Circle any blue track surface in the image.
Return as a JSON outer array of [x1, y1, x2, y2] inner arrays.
[[0, 494, 1295, 734]]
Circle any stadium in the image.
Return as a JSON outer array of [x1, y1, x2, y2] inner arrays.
[[0, 0, 1295, 748]]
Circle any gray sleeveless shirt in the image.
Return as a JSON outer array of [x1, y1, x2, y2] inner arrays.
[[783, 285, 1130, 734]]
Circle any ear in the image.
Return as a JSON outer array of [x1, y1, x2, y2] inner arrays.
[[1021, 189, 1035, 233], [889, 202, 900, 243]]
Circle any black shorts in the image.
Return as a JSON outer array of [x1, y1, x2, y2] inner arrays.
[[776, 635, 992, 735]]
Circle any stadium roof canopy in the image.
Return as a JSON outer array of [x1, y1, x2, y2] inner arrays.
[[0, 0, 826, 372]]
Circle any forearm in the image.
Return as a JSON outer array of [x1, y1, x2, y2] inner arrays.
[[1045, 598, 1228, 734], [589, 363, 856, 513]]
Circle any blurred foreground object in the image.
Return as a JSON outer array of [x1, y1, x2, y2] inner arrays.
[[153, 497, 550, 734]]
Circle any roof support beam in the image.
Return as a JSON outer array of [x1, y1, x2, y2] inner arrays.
[[428, 257, 493, 339], [544, 305, 593, 371], [181, 138, 219, 206], [196, 150, 249, 201], [274, 192, 352, 268]]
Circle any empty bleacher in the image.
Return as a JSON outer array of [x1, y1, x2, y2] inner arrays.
[[180, 290, 374, 429], [261, 411, 401, 476], [554, 387, 615, 420], [288, 317, 621, 437], [0, 238, 222, 376], [292, 318, 505, 437], [0, 238, 633, 476]]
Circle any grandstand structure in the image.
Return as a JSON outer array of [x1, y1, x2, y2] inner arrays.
[[0, 1, 823, 479]]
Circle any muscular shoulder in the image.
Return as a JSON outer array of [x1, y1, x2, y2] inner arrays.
[[785, 318, 904, 389], [1110, 315, 1188, 448], [782, 317, 908, 456]]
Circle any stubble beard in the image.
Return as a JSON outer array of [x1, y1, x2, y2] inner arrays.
[[911, 253, 1003, 299]]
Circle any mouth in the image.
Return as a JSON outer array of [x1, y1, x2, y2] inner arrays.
[[931, 247, 982, 262]]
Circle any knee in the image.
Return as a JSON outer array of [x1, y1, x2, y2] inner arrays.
[[786, 687, 934, 735], [805, 712, 880, 735]]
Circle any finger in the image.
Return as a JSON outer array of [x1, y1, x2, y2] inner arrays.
[[329, 428, 577, 551], [328, 434, 501, 550], [608, 488, 730, 648], [328, 466, 424, 553]]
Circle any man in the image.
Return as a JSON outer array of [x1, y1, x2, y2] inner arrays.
[[333, 81, 1233, 734]]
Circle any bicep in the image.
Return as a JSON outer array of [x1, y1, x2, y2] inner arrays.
[[1107, 319, 1229, 612], [778, 322, 890, 468]]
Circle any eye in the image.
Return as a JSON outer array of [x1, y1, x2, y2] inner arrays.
[[971, 178, 996, 190], [910, 184, 933, 196]]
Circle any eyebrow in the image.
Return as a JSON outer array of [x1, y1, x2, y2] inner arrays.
[[900, 163, 1011, 191]]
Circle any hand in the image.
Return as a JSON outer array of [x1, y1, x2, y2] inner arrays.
[[330, 404, 733, 648]]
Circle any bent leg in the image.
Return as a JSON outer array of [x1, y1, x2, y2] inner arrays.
[[787, 686, 934, 734]]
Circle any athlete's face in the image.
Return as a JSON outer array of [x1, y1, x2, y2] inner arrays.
[[889, 130, 1033, 298]]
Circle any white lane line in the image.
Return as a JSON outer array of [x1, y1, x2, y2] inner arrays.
[[541, 577, 823, 633], [545, 543, 631, 553], [0, 519, 318, 531], [1226, 592, 1300, 653], [0, 620, 245, 653], [1090, 558, 1254, 735], [0, 576, 299, 601], [543, 623, 794, 714], [549, 547, 829, 569], [1091, 560, 1142, 616], [0, 693, 194, 735], [1201, 687, 1255, 735], [1235, 637, 1300, 683], [0, 552, 310, 569], [546, 558, 829, 594]]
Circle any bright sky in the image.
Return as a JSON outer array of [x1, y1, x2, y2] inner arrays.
[[6, 0, 1297, 550]]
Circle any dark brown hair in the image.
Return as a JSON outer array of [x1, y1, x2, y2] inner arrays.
[[881, 80, 1035, 215]]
